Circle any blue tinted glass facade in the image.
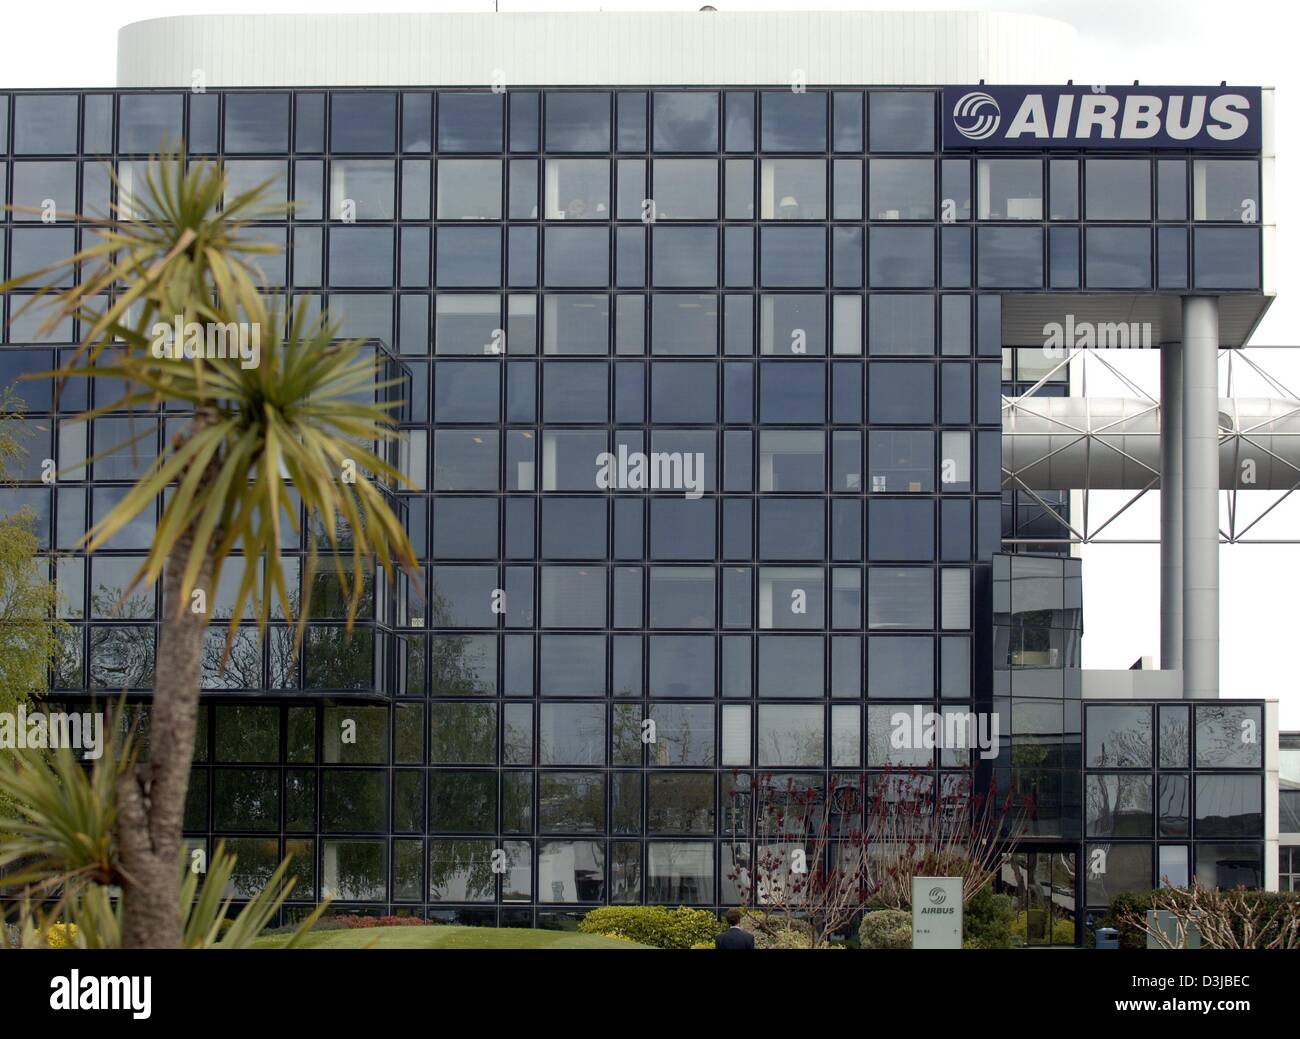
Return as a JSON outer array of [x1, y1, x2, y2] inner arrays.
[[0, 88, 1268, 929]]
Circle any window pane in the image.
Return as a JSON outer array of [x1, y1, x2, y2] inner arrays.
[[758, 705, 825, 767], [546, 92, 611, 151], [1085, 228, 1151, 289], [225, 92, 290, 152], [652, 159, 717, 219], [1194, 703, 1262, 768], [868, 227, 934, 287], [977, 159, 1042, 220], [1085, 160, 1151, 220], [330, 92, 396, 152], [867, 568, 932, 629], [870, 159, 933, 220], [540, 703, 606, 765], [1085, 704, 1153, 768], [868, 92, 934, 152], [760, 159, 824, 219], [647, 842, 713, 904], [438, 93, 503, 152], [1086, 774, 1153, 836], [545, 159, 609, 220], [13, 95, 78, 154], [1195, 775, 1263, 838], [761, 92, 826, 152], [437, 159, 502, 219]]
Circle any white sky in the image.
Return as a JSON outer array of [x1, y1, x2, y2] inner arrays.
[[2, 0, 1297, 724]]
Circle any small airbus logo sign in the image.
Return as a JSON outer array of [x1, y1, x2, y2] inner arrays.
[[928, 886, 948, 906], [942, 85, 1261, 150], [951, 90, 1000, 140]]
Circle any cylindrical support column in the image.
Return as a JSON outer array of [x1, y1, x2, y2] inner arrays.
[[1182, 297, 1220, 699], [1160, 342, 1183, 671]]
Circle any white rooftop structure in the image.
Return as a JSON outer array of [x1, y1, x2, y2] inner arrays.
[[116, 10, 1079, 88]]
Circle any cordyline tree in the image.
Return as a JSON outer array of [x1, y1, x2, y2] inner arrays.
[[728, 767, 1031, 946], [0, 152, 417, 947]]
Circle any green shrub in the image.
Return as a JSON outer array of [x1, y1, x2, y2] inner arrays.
[[768, 927, 815, 949], [963, 885, 1016, 949], [1091, 892, 1158, 949], [1010, 910, 1074, 945], [859, 910, 912, 950], [1096, 889, 1300, 949], [578, 906, 722, 950], [739, 911, 814, 949]]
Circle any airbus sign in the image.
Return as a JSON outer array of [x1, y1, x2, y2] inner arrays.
[[942, 86, 1261, 150]]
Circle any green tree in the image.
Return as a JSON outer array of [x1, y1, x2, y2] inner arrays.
[[1, 153, 416, 947], [0, 399, 64, 821]]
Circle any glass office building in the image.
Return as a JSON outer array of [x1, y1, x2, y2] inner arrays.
[[0, 12, 1281, 943]]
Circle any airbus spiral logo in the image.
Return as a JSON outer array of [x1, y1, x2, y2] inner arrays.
[[952, 91, 1001, 140], [929, 886, 947, 906]]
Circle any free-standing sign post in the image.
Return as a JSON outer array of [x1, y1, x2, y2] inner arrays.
[[912, 877, 963, 949]]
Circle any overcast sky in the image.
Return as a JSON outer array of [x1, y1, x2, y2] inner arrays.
[[2, 0, 1296, 724]]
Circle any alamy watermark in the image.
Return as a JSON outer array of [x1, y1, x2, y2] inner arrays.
[[595, 445, 706, 500], [890, 706, 999, 760], [150, 316, 262, 369], [1043, 315, 1153, 355], [0, 707, 104, 760], [50, 971, 151, 1019]]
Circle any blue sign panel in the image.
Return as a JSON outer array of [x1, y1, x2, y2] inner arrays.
[[941, 86, 1262, 151]]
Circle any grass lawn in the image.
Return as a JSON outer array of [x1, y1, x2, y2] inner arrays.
[[252, 925, 651, 950]]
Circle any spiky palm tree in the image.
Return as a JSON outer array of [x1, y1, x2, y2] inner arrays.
[[1, 152, 417, 947]]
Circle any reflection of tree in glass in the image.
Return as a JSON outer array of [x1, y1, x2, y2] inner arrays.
[[427, 578, 498, 694], [539, 772, 604, 831], [763, 719, 825, 768], [429, 702, 496, 763], [214, 769, 278, 830], [1195, 705, 1259, 768], [502, 772, 533, 832], [429, 772, 496, 831], [309, 563, 375, 621], [1092, 710, 1152, 768], [321, 771, 386, 830], [200, 627, 262, 690], [89, 629, 154, 690], [428, 838, 495, 901], [610, 702, 642, 764], [91, 583, 153, 621], [648, 773, 714, 832], [1159, 711, 1190, 768], [224, 838, 281, 899], [304, 626, 374, 689], [324, 840, 386, 902], [650, 706, 712, 766]]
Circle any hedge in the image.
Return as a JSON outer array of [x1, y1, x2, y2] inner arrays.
[[578, 906, 723, 949], [1095, 890, 1300, 949]]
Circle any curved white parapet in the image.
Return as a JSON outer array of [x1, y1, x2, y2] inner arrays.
[[1004, 396, 1300, 490], [116, 11, 1078, 88]]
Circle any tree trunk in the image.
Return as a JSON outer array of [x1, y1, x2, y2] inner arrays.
[[117, 527, 213, 948]]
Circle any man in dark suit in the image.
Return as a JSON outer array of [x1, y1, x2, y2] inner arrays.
[[714, 908, 755, 949]]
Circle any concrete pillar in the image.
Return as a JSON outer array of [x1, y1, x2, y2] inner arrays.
[[1181, 297, 1220, 699], [1160, 342, 1183, 671]]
